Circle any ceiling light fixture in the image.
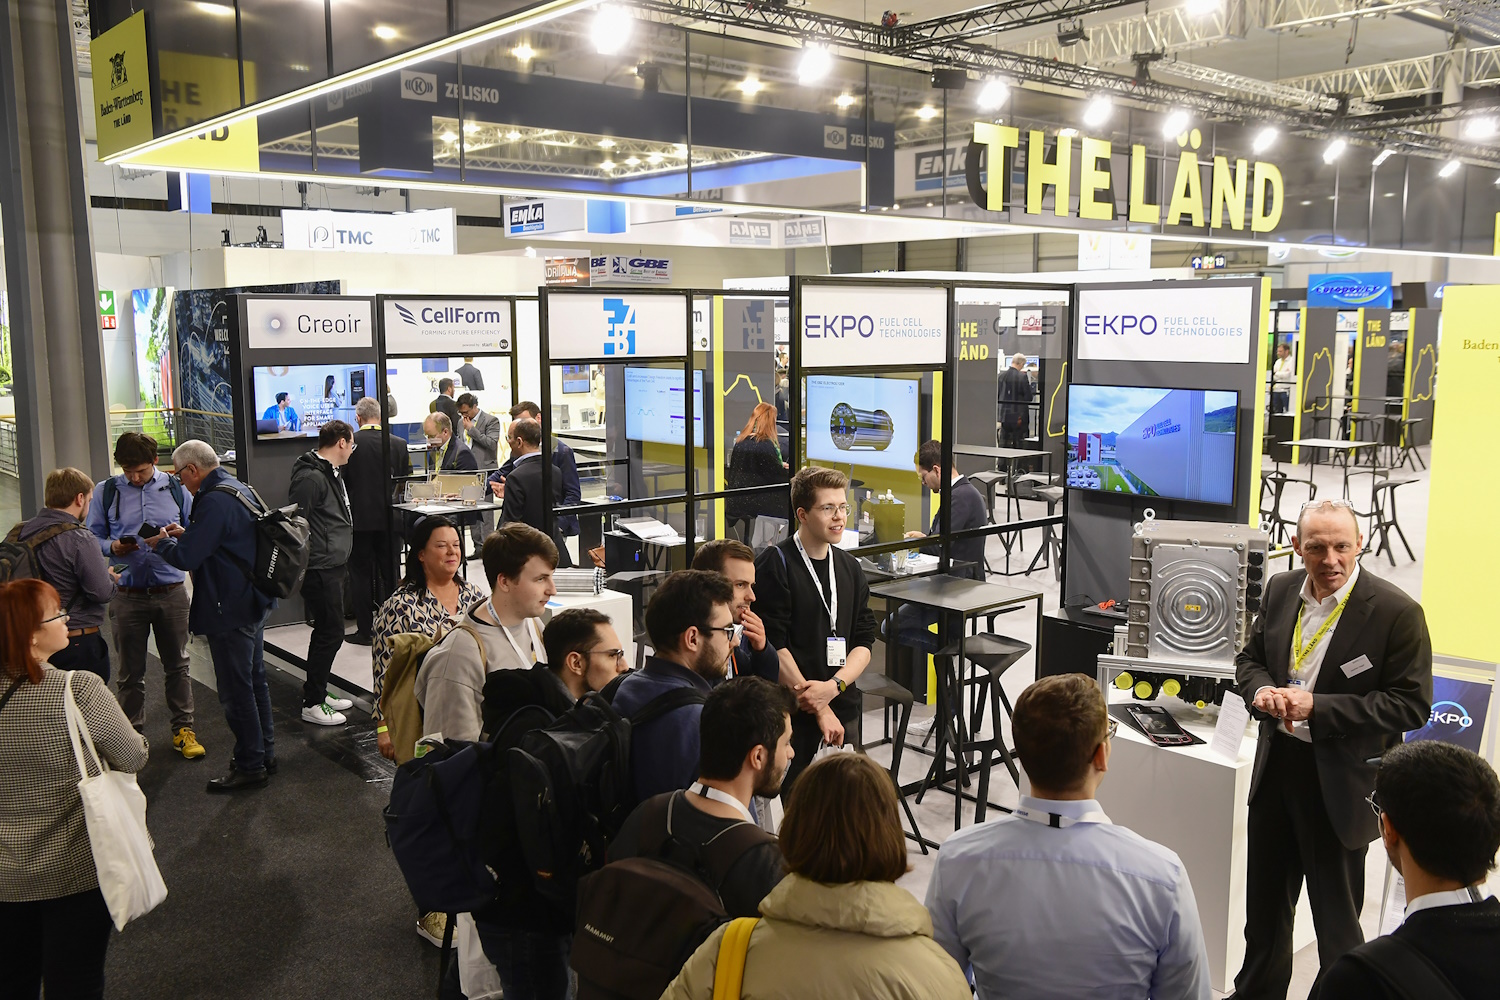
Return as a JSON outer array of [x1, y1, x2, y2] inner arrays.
[[506, 130, 521, 140], [597, 138, 615, 148], [1058, 127, 1079, 138], [1371, 149, 1394, 167], [463, 122, 481, 134], [1440, 159, 1462, 178], [738, 76, 764, 96], [440, 131, 458, 142], [1322, 137, 1347, 164], [1082, 95, 1112, 128], [892, 203, 901, 210], [1184, 0, 1222, 14], [194, 1, 236, 16], [1252, 126, 1278, 154], [976, 78, 1008, 111], [512, 43, 535, 61], [916, 104, 938, 120], [835, 92, 857, 109], [1161, 108, 1190, 138], [1464, 117, 1497, 140], [600, 159, 616, 171], [373, 25, 399, 40], [624, 156, 641, 166], [799, 43, 832, 85], [1299, 200, 1312, 206], [647, 152, 663, 164], [592, 4, 633, 55]]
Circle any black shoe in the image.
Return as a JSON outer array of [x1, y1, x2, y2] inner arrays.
[[264, 757, 278, 775], [206, 768, 268, 793], [346, 632, 373, 646]]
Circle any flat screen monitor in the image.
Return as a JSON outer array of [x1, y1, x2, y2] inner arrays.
[[251, 363, 374, 439], [561, 365, 591, 394], [1065, 384, 1238, 505], [624, 367, 704, 448], [804, 374, 920, 473]]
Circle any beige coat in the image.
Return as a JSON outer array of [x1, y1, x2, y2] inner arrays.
[[662, 874, 972, 1000]]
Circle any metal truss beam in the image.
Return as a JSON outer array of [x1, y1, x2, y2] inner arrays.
[[1281, 44, 1500, 101], [1156, 59, 1378, 113], [890, 0, 1145, 49], [1017, 2, 1248, 67]]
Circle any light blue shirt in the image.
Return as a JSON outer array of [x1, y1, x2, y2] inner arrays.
[[87, 470, 191, 588], [925, 795, 1211, 1000]]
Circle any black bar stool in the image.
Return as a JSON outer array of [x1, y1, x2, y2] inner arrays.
[[1398, 418, 1427, 471], [855, 673, 930, 853], [968, 471, 1006, 524], [1025, 486, 1064, 580], [1370, 477, 1417, 565]]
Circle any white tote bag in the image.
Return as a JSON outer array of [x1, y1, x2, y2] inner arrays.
[[64, 672, 168, 930]]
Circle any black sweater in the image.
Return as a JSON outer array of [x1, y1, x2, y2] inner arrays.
[[1311, 897, 1500, 1000], [920, 477, 990, 580]]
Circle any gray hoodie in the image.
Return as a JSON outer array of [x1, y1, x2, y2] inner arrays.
[[19, 507, 116, 628]]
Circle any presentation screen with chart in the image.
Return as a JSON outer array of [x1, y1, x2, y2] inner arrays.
[[624, 367, 704, 447], [805, 375, 920, 473], [1065, 384, 1238, 505]]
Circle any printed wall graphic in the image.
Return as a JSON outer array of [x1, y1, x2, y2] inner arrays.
[[546, 292, 689, 361], [0, 292, 10, 397], [131, 288, 175, 439]]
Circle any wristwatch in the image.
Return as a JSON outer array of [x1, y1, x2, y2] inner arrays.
[[833, 677, 847, 695]]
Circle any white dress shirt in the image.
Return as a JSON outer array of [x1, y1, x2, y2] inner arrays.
[[1258, 564, 1360, 743], [1273, 354, 1296, 385], [926, 795, 1211, 1000], [1405, 885, 1489, 919]]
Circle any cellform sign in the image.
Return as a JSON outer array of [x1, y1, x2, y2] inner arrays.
[[1076, 284, 1255, 365], [800, 285, 948, 369], [383, 298, 512, 354]]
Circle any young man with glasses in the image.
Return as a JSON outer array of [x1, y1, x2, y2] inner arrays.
[[1227, 498, 1432, 1000], [927, 674, 1210, 999], [753, 466, 878, 792], [611, 569, 739, 803]]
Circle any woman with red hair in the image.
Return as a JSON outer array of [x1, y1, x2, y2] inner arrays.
[[727, 402, 790, 527], [0, 578, 148, 998]]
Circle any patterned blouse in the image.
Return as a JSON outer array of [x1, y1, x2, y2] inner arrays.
[[371, 579, 486, 720]]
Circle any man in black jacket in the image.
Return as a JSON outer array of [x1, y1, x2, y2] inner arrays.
[[692, 539, 781, 683], [497, 418, 570, 566], [1311, 740, 1500, 1000], [492, 400, 582, 539], [423, 412, 477, 472], [429, 377, 460, 429], [1229, 499, 1432, 1000], [998, 352, 1034, 449], [753, 466, 878, 792], [344, 397, 411, 644], [288, 420, 356, 727]]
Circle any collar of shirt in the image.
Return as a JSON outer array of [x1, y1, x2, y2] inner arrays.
[[1406, 885, 1488, 918], [950, 473, 966, 487], [513, 451, 540, 464], [1016, 795, 1113, 825], [641, 654, 714, 692], [1299, 562, 1360, 610], [359, 423, 381, 430]]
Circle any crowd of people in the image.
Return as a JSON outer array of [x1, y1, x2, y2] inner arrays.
[[2, 424, 1498, 1000]]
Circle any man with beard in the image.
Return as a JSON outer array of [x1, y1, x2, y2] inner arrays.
[[608, 676, 795, 916], [610, 569, 737, 803], [692, 539, 781, 682]]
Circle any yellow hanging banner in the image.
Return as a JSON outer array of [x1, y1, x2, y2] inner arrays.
[[127, 52, 260, 173], [1422, 286, 1500, 662], [90, 11, 154, 159]]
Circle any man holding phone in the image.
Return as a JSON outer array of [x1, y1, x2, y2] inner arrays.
[[87, 432, 202, 760]]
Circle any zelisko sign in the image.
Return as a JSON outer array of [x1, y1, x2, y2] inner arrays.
[[1077, 284, 1255, 365], [384, 298, 512, 354], [1307, 272, 1393, 309]]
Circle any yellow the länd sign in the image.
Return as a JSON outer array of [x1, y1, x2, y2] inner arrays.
[[126, 51, 260, 173], [90, 11, 153, 159], [968, 123, 1285, 234]]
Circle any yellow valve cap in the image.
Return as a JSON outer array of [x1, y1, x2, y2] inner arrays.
[[1195, 700, 1208, 710], [1161, 678, 1182, 698], [1134, 680, 1155, 699], [1114, 672, 1134, 690]]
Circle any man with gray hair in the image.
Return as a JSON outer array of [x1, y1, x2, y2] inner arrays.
[[998, 351, 1034, 450], [145, 440, 278, 794]]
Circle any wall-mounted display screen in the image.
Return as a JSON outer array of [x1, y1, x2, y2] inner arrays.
[[1065, 384, 1238, 505], [561, 365, 592, 394], [624, 367, 704, 448], [252, 363, 374, 439], [805, 375, 920, 473]]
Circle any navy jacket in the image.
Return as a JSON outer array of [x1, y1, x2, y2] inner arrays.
[[490, 439, 581, 535], [610, 656, 713, 805], [732, 636, 781, 683], [154, 467, 274, 635], [921, 477, 990, 580]]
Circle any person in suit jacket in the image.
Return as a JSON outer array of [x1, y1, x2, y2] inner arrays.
[[457, 393, 503, 550], [424, 412, 477, 472], [345, 397, 411, 644], [1311, 740, 1500, 1000], [496, 401, 582, 538], [1229, 499, 1432, 1000], [753, 466, 878, 794], [429, 377, 460, 430], [497, 418, 571, 567]]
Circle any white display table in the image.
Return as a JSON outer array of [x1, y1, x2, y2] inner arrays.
[[545, 589, 636, 668]]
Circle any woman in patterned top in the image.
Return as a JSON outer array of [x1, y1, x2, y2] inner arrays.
[[0, 579, 149, 998], [372, 515, 485, 762]]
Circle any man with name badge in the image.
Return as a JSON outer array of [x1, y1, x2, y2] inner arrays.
[[1228, 499, 1432, 1000]]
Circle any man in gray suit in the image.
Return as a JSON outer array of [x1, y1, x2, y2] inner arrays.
[[458, 393, 502, 549]]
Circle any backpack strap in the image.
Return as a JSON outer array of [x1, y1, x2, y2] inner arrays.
[[598, 670, 630, 705], [167, 477, 188, 522], [102, 478, 119, 521], [630, 685, 708, 727], [711, 917, 760, 1000], [1344, 933, 1466, 1000], [0, 674, 26, 717]]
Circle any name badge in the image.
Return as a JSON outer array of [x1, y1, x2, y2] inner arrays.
[[826, 637, 847, 668], [1288, 677, 1305, 688], [1339, 654, 1376, 679]]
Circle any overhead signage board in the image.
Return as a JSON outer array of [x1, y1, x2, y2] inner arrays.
[[800, 284, 948, 369], [1307, 272, 1394, 309], [591, 255, 672, 286], [783, 218, 826, 247], [505, 198, 587, 237], [383, 298, 512, 354], [1078, 233, 1153, 272], [281, 208, 455, 255], [1077, 283, 1255, 364], [131, 51, 261, 173], [545, 256, 591, 286], [547, 292, 688, 361], [245, 297, 374, 350], [91, 11, 154, 159], [729, 219, 774, 247]]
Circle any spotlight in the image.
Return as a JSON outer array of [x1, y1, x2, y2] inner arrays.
[[916, 105, 938, 120], [1184, 0, 1221, 14], [598, 138, 616, 148], [373, 25, 398, 40], [624, 156, 641, 166], [507, 130, 522, 140], [1440, 159, 1462, 178], [1083, 95, 1112, 128], [1322, 138, 1347, 164], [463, 122, 480, 134], [1464, 117, 1497, 140], [1161, 109, 1190, 138], [592, 4, 633, 55], [647, 152, 663, 164], [1252, 126, 1278, 154], [1058, 127, 1079, 138], [601, 159, 616, 171], [440, 131, 458, 143], [1371, 149, 1394, 167], [799, 43, 832, 85], [835, 93, 857, 109], [977, 78, 1008, 111], [512, 44, 535, 62], [738, 76, 764, 96]]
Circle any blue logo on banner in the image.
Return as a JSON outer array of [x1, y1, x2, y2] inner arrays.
[[603, 298, 636, 356], [1307, 272, 1393, 309], [1406, 675, 1492, 754], [394, 303, 417, 326]]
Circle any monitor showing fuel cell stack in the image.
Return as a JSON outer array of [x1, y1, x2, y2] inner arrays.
[[1065, 384, 1238, 505], [804, 374, 920, 473]]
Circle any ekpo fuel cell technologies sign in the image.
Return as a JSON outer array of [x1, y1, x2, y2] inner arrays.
[[800, 285, 948, 368], [1077, 284, 1255, 365]]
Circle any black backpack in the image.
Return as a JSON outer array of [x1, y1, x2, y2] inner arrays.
[[212, 483, 310, 599], [508, 686, 708, 919], [572, 791, 776, 1000], [1345, 934, 1465, 1000], [0, 521, 88, 585]]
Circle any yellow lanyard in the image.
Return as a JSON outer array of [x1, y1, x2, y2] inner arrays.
[[1292, 588, 1354, 678]]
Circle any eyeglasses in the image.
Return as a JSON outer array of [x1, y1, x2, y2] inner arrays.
[[41, 610, 69, 624], [700, 623, 741, 643], [586, 648, 627, 662], [1300, 498, 1355, 513], [813, 503, 852, 517], [1105, 718, 1119, 742], [1365, 789, 1383, 818]]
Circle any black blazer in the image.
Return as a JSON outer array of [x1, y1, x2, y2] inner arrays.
[[345, 426, 412, 531], [1236, 567, 1432, 849], [725, 437, 788, 520], [1311, 897, 1500, 1000], [439, 437, 478, 472], [499, 455, 572, 567], [921, 478, 989, 581]]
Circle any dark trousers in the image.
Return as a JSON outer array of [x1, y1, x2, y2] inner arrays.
[[999, 420, 1026, 450], [204, 615, 275, 771], [0, 887, 113, 1000], [349, 530, 397, 637], [49, 632, 110, 685], [110, 585, 193, 733], [1234, 735, 1368, 1000], [300, 567, 345, 708], [442, 923, 572, 1000]]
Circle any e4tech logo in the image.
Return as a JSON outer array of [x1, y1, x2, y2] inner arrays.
[[400, 70, 437, 102], [603, 298, 637, 356]]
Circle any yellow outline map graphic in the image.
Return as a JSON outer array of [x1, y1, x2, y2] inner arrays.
[[721, 373, 765, 404], [1047, 361, 1068, 438], [1409, 344, 1436, 402], [1301, 347, 1333, 413]]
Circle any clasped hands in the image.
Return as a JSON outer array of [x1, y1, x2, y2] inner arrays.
[[793, 677, 844, 746], [1253, 686, 1315, 733]]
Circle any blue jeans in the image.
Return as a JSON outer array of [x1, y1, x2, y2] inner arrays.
[[205, 614, 274, 771]]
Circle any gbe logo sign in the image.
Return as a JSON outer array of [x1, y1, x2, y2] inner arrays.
[[603, 298, 637, 356], [400, 70, 437, 102]]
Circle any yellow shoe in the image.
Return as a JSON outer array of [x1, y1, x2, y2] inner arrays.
[[416, 911, 452, 948], [173, 728, 207, 760]]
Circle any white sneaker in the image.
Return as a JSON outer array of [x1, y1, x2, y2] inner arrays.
[[301, 703, 347, 726], [324, 695, 354, 712]]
